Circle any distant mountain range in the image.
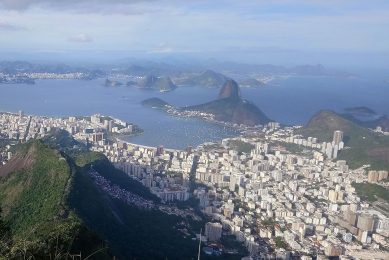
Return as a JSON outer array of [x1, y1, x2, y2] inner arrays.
[[104, 75, 177, 91], [175, 69, 266, 88], [0, 60, 352, 81], [143, 79, 271, 126], [177, 69, 229, 88]]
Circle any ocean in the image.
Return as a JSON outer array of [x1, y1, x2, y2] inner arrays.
[[0, 75, 388, 149]]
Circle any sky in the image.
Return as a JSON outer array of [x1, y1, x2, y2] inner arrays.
[[0, 0, 389, 68]]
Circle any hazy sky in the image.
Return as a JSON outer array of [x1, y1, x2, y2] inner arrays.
[[1, 0, 389, 67]]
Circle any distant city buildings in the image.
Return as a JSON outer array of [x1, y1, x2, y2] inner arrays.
[[333, 130, 344, 146]]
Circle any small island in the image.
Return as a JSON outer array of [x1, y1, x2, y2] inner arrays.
[[104, 79, 123, 87], [137, 75, 177, 92]]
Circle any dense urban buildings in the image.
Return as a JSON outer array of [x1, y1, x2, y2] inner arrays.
[[1, 111, 389, 259]]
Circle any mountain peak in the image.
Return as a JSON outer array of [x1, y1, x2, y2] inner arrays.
[[218, 79, 241, 100]]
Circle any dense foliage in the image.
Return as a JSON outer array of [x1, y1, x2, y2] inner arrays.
[[228, 140, 254, 154], [299, 110, 389, 170], [0, 140, 110, 259], [352, 182, 389, 202]]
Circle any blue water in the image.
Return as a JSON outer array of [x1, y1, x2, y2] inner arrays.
[[0, 76, 388, 148], [0, 79, 237, 149], [243, 76, 389, 125]]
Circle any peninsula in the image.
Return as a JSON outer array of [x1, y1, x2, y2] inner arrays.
[[142, 79, 271, 126]]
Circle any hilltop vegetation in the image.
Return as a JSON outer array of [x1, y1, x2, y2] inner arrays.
[[228, 140, 254, 154], [0, 140, 110, 259], [299, 110, 389, 170], [352, 182, 389, 202], [141, 97, 171, 109], [0, 131, 204, 259]]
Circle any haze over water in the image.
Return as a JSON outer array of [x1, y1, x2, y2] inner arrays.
[[0, 76, 388, 149]]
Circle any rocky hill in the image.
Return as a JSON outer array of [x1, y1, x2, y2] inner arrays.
[[298, 110, 389, 170], [179, 69, 228, 88], [143, 79, 271, 126], [138, 75, 177, 91], [218, 79, 241, 99]]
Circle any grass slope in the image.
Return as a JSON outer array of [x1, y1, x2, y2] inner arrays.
[[0, 141, 71, 236], [352, 182, 389, 202], [0, 140, 110, 259]]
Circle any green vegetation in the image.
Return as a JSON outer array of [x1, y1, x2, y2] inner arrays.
[[0, 140, 110, 259], [202, 143, 224, 150], [299, 110, 389, 170], [272, 141, 307, 154], [0, 141, 70, 236], [352, 182, 389, 202], [0, 207, 12, 257], [43, 128, 82, 151], [275, 236, 287, 249], [0, 131, 206, 259], [141, 97, 171, 110], [228, 140, 254, 154], [262, 218, 276, 227], [75, 151, 104, 167]]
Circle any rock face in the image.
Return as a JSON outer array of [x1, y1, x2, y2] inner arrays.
[[218, 79, 241, 100], [143, 79, 271, 126], [186, 79, 270, 126]]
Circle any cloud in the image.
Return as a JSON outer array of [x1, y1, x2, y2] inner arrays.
[[0, 0, 155, 10], [68, 33, 93, 43], [0, 20, 25, 30]]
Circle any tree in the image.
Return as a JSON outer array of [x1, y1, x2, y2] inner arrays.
[[0, 207, 12, 256]]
